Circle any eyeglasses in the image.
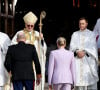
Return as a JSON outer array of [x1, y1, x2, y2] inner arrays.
[[27, 25, 34, 28]]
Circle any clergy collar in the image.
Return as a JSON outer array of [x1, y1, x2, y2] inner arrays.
[[80, 29, 87, 32]]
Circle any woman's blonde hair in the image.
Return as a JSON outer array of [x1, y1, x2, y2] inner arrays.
[[56, 37, 66, 46]]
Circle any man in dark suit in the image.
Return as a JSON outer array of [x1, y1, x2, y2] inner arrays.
[[4, 31, 41, 90]]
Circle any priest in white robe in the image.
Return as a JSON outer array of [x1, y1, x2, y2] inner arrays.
[[70, 17, 99, 90], [93, 18, 100, 50], [11, 11, 47, 90], [93, 18, 100, 90], [0, 32, 11, 90]]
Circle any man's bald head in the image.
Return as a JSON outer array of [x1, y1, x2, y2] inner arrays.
[[17, 31, 26, 42]]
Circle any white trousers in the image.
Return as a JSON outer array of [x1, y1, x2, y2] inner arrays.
[[53, 84, 71, 90]]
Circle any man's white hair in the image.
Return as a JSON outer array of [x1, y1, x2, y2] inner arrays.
[[17, 31, 25, 39]]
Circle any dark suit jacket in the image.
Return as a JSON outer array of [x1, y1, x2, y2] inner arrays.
[[4, 41, 41, 81]]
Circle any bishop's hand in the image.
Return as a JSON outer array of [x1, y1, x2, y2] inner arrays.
[[77, 50, 85, 58], [39, 33, 44, 40]]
